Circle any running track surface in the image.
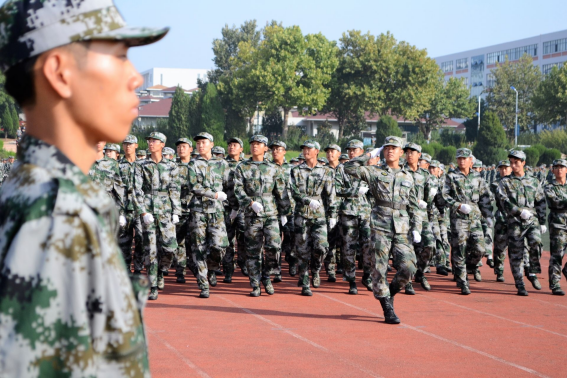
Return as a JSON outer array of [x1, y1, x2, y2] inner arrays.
[[146, 251, 566, 378]]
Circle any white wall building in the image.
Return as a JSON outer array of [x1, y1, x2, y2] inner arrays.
[[138, 68, 209, 91]]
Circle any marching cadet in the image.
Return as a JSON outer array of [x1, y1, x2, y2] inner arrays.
[[428, 160, 449, 275], [0, 0, 168, 374], [442, 148, 493, 295], [496, 149, 547, 296], [491, 160, 512, 282], [137, 149, 147, 160], [290, 140, 337, 296], [473, 158, 495, 269], [134, 132, 181, 300], [187, 132, 230, 298], [323, 144, 343, 283], [163, 147, 175, 160], [174, 138, 194, 283], [335, 140, 372, 294], [339, 154, 350, 164], [212, 146, 226, 159], [90, 141, 125, 217], [234, 135, 290, 296], [343, 136, 421, 324], [104, 143, 120, 160], [543, 159, 567, 295]]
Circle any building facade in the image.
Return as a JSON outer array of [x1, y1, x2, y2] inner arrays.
[[138, 68, 209, 92]]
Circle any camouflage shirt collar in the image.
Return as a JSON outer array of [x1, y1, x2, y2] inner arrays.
[[299, 161, 324, 169]]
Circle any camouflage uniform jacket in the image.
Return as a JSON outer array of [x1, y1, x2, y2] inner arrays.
[[225, 156, 244, 211], [334, 163, 369, 216], [89, 156, 125, 214], [233, 159, 291, 218], [442, 169, 493, 220], [176, 159, 192, 214], [274, 159, 296, 210], [118, 157, 137, 212], [0, 136, 150, 377], [187, 156, 230, 214], [491, 176, 507, 223], [134, 157, 181, 216], [427, 175, 445, 222], [544, 179, 567, 228], [496, 173, 546, 225], [290, 162, 337, 220], [344, 155, 422, 234], [404, 163, 436, 221]]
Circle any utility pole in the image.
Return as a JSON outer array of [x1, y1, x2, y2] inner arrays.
[[511, 86, 519, 146]]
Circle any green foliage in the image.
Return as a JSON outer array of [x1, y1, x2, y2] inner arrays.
[[200, 83, 226, 144], [285, 126, 308, 151], [533, 64, 567, 126], [225, 108, 247, 139], [374, 115, 402, 146], [440, 131, 466, 148], [167, 86, 190, 141], [1, 106, 13, 138], [430, 141, 444, 156], [262, 110, 283, 137], [523, 147, 540, 166], [517, 132, 540, 146], [187, 93, 201, 135], [538, 129, 567, 153], [539, 148, 561, 165], [421, 144, 435, 157], [437, 146, 457, 165], [473, 111, 508, 164], [531, 144, 547, 157], [315, 120, 337, 148]]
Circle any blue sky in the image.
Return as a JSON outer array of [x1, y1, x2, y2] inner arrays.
[[122, 0, 567, 72]]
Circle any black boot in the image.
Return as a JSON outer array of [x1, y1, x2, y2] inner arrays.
[[517, 284, 528, 296], [348, 281, 358, 295], [378, 297, 400, 324]]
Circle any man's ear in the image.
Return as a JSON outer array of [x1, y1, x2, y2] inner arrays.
[[40, 48, 76, 100]]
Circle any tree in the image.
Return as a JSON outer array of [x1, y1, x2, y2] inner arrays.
[[1, 106, 13, 138], [374, 115, 402, 146], [168, 86, 190, 140], [473, 111, 508, 164], [464, 98, 488, 142], [200, 83, 226, 144], [539, 148, 561, 165], [437, 146, 457, 165], [533, 64, 567, 127], [523, 147, 540, 166], [228, 24, 339, 138], [262, 110, 283, 137], [486, 54, 542, 139], [187, 92, 202, 136]]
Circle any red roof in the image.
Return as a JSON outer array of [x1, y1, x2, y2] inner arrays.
[[146, 85, 168, 90], [138, 98, 172, 117]]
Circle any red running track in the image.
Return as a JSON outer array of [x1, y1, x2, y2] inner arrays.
[[145, 251, 567, 378]]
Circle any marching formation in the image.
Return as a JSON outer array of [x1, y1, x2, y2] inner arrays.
[[83, 131, 567, 325]]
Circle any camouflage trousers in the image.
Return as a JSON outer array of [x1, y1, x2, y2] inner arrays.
[[189, 211, 228, 289], [295, 216, 329, 288], [244, 215, 282, 288], [175, 213, 195, 277], [118, 210, 143, 272], [340, 213, 371, 282], [481, 219, 494, 259], [549, 225, 567, 289], [324, 217, 342, 275], [439, 214, 451, 263], [508, 220, 542, 287], [414, 219, 436, 275], [143, 213, 178, 288], [281, 214, 295, 266], [371, 231, 417, 298], [430, 217, 447, 267], [493, 217, 508, 275], [449, 215, 485, 285], [223, 208, 246, 277]]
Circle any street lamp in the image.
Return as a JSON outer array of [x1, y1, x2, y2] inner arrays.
[[478, 95, 481, 129], [510, 86, 518, 146]]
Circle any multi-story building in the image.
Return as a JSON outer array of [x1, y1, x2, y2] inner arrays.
[[138, 68, 209, 92], [435, 29, 567, 98]]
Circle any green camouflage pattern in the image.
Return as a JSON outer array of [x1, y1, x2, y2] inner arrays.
[[290, 162, 337, 219], [89, 155, 125, 215], [0, 135, 149, 376], [118, 157, 143, 271], [174, 159, 192, 277], [543, 179, 567, 289], [187, 156, 230, 214]]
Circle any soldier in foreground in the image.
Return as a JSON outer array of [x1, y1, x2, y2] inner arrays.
[[491, 160, 512, 282], [324, 143, 343, 283], [0, 0, 168, 375], [174, 138, 194, 283]]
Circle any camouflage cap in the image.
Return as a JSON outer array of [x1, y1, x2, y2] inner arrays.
[[541, 164, 547, 168], [403, 142, 422, 153], [456, 148, 473, 158], [194, 132, 213, 142], [439, 163, 446, 171], [420, 153, 432, 163], [339, 154, 350, 161], [553, 159, 567, 168], [269, 140, 287, 149], [136, 149, 146, 156], [0, 0, 169, 73], [324, 144, 341, 152], [345, 139, 364, 150], [298, 153, 305, 160], [175, 137, 193, 147], [146, 131, 166, 143], [473, 159, 483, 168], [300, 140, 321, 150], [212, 146, 225, 155], [123, 135, 138, 144], [191, 151, 200, 157], [227, 137, 243, 148], [508, 149, 526, 161], [497, 160, 511, 168], [249, 134, 268, 145], [104, 143, 120, 152], [383, 136, 404, 148], [317, 157, 329, 164], [429, 160, 440, 168], [290, 158, 299, 163], [163, 147, 175, 156]]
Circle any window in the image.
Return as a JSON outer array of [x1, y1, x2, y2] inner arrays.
[[462, 77, 469, 86], [543, 38, 567, 55], [441, 61, 453, 73], [542, 62, 565, 75], [486, 44, 538, 64], [486, 73, 496, 88], [456, 58, 468, 70]]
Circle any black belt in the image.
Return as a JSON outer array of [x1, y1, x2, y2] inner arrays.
[[551, 208, 567, 214], [376, 200, 407, 210]]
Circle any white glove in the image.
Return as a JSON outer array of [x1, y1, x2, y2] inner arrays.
[[412, 231, 422, 243], [281, 215, 288, 227], [486, 218, 494, 228], [429, 188, 438, 197], [418, 200, 427, 209], [172, 214, 179, 224], [541, 225, 547, 234], [369, 147, 383, 158], [520, 209, 532, 220], [142, 213, 154, 225], [329, 218, 337, 229], [216, 191, 228, 201], [459, 204, 472, 214], [358, 187, 369, 196], [309, 199, 322, 210], [251, 201, 264, 214], [230, 209, 238, 221], [119, 215, 127, 227]]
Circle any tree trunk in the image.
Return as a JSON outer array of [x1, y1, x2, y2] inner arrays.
[[338, 117, 345, 140], [282, 107, 290, 139]]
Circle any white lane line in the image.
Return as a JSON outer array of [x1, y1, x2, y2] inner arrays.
[[147, 327, 212, 378], [531, 298, 567, 310], [217, 295, 383, 378], [417, 293, 567, 339], [316, 293, 550, 378]]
